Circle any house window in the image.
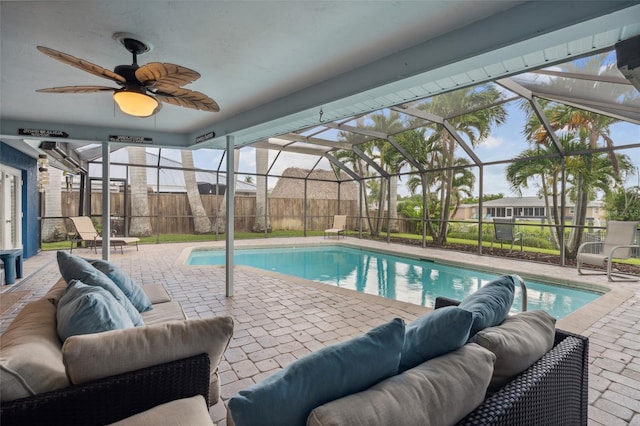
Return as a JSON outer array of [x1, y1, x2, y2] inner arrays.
[[487, 207, 508, 218]]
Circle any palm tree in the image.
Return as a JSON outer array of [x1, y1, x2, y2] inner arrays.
[[181, 149, 211, 234], [516, 53, 637, 258], [508, 125, 634, 256], [418, 86, 506, 244], [445, 158, 476, 219], [548, 107, 624, 257], [506, 143, 566, 248], [520, 98, 632, 257], [335, 126, 377, 235], [368, 111, 406, 233], [128, 146, 153, 237], [214, 149, 240, 233], [252, 148, 271, 232]]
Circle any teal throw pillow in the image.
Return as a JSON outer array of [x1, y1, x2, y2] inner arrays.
[[57, 279, 135, 341], [459, 275, 516, 336], [57, 251, 144, 326], [398, 306, 473, 372], [87, 258, 152, 312], [227, 318, 406, 426]]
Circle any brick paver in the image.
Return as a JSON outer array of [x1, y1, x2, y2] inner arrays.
[[2, 237, 639, 425]]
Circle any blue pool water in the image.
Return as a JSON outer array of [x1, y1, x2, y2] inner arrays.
[[187, 245, 601, 319]]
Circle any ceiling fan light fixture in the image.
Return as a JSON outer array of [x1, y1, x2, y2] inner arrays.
[[113, 88, 160, 117]]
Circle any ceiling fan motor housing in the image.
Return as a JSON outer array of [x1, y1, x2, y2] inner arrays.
[[114, 64, 140, 84]]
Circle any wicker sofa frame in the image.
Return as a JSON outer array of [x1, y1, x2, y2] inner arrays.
[[0, 353, 210, 426], [435, 296, 589, 426]]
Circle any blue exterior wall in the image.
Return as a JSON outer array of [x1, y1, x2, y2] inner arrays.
[[0, 142, 39, 259]]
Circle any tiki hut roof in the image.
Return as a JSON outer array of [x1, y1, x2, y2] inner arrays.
[[271, 168, 357, 200]]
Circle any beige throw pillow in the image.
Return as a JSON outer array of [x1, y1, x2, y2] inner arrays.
[[0, 298, 69, 401], [470, 310, 556, 390], [307, 343, 496, 426], [62, 316, 234, 402]]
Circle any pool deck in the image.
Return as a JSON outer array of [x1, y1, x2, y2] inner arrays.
[[2, 237, 639, 425]]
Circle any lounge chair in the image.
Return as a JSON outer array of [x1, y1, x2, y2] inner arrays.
[[491, 218, 523, 252], [577, 220, 639, 281], [324, 215, 347, 239], [69, 216, 140, 254]]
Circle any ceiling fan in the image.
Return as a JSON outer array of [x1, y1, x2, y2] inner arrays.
[[36, 34, 220, 118]]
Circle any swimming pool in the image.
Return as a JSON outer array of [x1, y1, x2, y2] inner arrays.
[[187, 245, 601, 319]]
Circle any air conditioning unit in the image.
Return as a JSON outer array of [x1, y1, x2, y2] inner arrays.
[[615, 35, 640, 92]]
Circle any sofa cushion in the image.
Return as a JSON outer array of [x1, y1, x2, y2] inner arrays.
[[308, 343, 496, 426], [57, 280, 136, 341], [141, 301, 187, 324], [87, 258, 153, 312], [399, 306, 473, 372], [62, 316, 234, 403], [227, 318, 405, 426], [470, 310, 556, 390], [57, 251, 143, 326], [459, 275, 515, 336], [0, 298, 69, 401], [141, 283, 172, 304], [107, 395, 215, 426]]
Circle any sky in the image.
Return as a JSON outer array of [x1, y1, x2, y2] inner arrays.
[[186, 101, 639, 201]]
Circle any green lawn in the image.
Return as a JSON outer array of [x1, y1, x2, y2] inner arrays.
[[41, 230, 326, 251]]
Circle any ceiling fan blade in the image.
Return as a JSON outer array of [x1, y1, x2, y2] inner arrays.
[[136, 62, 201, 87], [155, 86, 220, 112], [36, 85, 116, 94], [37, 46, 126, 85]]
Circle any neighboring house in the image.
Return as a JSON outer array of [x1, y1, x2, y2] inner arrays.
[[270, 168, 357, 200], [453, 196, 605, 223]]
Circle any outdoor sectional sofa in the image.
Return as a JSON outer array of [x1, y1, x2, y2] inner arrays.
[[227, 275, 589, 426], [433, 299, 588, 425], [0, 251, 234, 426]]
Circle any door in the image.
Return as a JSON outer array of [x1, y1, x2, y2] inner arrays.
[[0, 165, 22, 250]]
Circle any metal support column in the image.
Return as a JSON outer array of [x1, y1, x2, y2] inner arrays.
[[225, 136, 235, 297], [478, 166, 484, 256], [560, 159, 567, 267], [303, 179, 308, 237], [101, 142, 111, 261]]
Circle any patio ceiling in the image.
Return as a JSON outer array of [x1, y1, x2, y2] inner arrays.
[[1, 1, 639, 166]]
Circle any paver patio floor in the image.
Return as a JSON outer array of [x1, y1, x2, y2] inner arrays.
[[2, 237, 639, 425]]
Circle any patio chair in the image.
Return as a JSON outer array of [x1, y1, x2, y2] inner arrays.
[[324, 215, 347, 239], [491, 218, 523, 252], [69, 216, 139, 254], [577, 220, 639, 281]]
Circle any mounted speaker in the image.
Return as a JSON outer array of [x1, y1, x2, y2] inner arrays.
[[615, 35, 640, 92]]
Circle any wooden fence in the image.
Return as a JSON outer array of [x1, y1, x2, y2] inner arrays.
[[59, 192, 361, 235]]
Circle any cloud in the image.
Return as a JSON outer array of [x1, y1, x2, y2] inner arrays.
[[481, 135, 504, 148]]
